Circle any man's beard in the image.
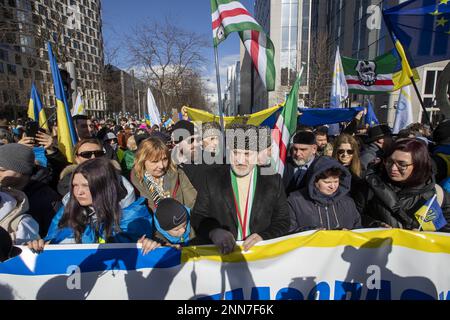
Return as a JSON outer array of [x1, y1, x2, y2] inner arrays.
[[293, 157, 311, 167]]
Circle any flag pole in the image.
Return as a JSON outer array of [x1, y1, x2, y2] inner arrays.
[[418, 194, 437, 232], [214, 45, 225, 132], [214, 44, 226, 160], [408, 76, 434, 131], [385, 26, 435, 130]]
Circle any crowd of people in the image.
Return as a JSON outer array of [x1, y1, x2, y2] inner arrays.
[[0, 111, 449, 261]]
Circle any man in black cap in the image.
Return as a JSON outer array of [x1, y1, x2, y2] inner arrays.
[[360, 124, 393, 169], [283, 131, 318, 196], [432, 119, 450, 183], [192, 124, 289, 254]]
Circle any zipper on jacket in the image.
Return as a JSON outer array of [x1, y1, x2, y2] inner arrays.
[[325, 206, 331, 230], [332, 205, 340, 229]]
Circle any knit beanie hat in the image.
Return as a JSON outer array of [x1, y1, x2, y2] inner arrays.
[[227, 123, 259, 152], [0, 143, 35, 175], [202, 121, 221, 139], [155, 198, 188, 230]]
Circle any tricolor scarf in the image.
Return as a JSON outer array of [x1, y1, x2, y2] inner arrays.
[[230, 167, 258, 241]]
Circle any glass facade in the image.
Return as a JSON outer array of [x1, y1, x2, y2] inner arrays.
[[280, 0, 298, 86]]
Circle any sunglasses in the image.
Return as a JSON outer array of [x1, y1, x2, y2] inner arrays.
[[77, 150, 106, 159], [337, 149, 354, 156]]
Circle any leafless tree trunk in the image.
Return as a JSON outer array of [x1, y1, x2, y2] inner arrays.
[[307, 31, 333, 107]]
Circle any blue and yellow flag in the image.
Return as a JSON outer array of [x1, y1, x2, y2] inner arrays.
[[47, 42, 77, 163], [415, 194, 447, 231], [384, 0, 450, 68], [27, 83, 48, 130]]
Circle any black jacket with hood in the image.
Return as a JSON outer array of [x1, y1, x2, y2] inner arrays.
[[287, 156, 362, 232]]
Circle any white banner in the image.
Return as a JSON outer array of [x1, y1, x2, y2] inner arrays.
[[1, 229, 449, 300]]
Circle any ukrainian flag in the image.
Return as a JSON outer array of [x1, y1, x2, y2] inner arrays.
[[47, 42, 78, 163], [414, 194, 447, 231], [27, 83, 48, 130]]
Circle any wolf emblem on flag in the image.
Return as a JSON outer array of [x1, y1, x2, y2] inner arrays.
[[356, 61, 377, 86], [216, 25, 225, 40]]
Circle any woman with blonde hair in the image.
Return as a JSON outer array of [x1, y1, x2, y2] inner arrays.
[[130, 137, 197, 212]]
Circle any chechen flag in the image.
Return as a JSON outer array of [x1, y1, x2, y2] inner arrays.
[[211, 0, 275, 91], [341, 49, 418, 95], [271, 67, 303, 176]]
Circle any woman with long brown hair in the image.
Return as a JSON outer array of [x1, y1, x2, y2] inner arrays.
[[130, 137, 196, 212], [27, 158, 153, 251], [332, 134, 363, 178]]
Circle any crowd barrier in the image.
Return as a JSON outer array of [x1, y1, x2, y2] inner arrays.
[[0, 228, 449, 300]]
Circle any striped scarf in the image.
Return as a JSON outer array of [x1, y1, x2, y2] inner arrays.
[[143, 172, 168, 206]]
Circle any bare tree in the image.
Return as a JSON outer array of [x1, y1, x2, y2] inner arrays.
[[126, 18, 210, 114], [307, 31, 333, 107]]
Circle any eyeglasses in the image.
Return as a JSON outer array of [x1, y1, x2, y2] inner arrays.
[[77, 150, 106, 159], [337, 149, 354, 156], [384, 159, 413, 171]]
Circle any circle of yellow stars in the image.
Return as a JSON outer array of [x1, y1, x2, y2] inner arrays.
[[431, 0, 450, 34]]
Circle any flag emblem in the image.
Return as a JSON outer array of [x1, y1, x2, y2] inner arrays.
[[356, 61, 377, 86], [217, 25, 225, 40]]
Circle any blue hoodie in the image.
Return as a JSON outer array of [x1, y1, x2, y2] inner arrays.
[[44, 197, 152, 244], [287, 156, 362, 232]]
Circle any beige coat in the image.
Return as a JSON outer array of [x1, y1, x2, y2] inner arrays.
[[130, 167, 197, 212]]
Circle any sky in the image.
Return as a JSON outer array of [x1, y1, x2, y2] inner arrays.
[[101, 0, 254, 110]]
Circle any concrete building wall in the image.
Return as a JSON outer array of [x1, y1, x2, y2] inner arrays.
[[0, 0, 105, 119]]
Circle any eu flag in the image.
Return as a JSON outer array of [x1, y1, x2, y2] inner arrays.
[[365, 99, 380, 127], [47, 42, 78, 163], [384, 0, 450, 68], [27, 83, 48, 130]]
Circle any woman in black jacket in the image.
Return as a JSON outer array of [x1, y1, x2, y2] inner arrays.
[[287, 156, 362, 233], [355, 138, 450, 231]]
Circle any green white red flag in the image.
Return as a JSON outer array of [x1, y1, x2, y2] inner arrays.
[[211, 0, 275, 91], [271, 66, 304, 176]]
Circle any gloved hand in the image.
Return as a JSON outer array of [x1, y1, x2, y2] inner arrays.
[[209, 228, 236, 255]]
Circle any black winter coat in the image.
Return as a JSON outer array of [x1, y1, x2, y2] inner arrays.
[[287, 157, 362, 232], [191, 165, 290, 243], [355, 169, 450, 232]]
